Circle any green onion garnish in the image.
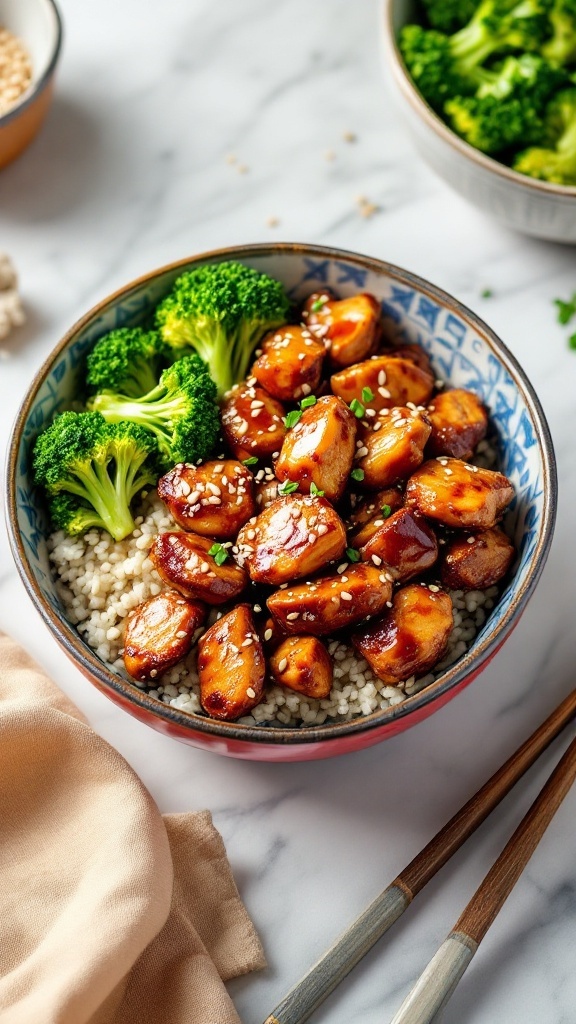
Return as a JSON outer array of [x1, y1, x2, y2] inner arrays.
[[310, 482, 325, 497], [300, 395, 317, 409], [208, 543, 229, 566], [381, 503, 392, 518], [311, 297, 326, 313], [361, 386, 374, 404], [349, 398, 365, 419], [346, 547, 360, 562], [284, 410, 302, 429], [279, 480, 299, 495], [351, 468, 365, 482], [242, 457, 258, 467]]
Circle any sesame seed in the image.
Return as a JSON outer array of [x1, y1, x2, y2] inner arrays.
[[253, 604, 262, 613], [429, 584, 440, 592], [278, 658, 288, 672], [286, 612, 300, 621], [467, 536, 476, 544], [264, 628, 273, 641], [386, 601, 393, 608], [378, 386, 391, 399], [371, 554, 382, 566], [207, 496, 222, 505], [337, 563, 348, 574], [150, 669, 158, 678], [242, 637, 254, 646], [341, 591, 352, 601], [301, 383, 311, 396], [200, 562, 209, 572], [444, 468, 453, 476]]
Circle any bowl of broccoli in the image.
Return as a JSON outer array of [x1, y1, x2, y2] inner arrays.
[[382, 0, 576, 241]]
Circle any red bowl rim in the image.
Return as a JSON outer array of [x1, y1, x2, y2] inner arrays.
[[6, 242, 558, 747]]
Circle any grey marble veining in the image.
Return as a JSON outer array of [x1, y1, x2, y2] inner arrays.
[[1, 1, 576, 1022]]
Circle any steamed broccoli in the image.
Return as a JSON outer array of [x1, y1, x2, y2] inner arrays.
[[445, 54, 567, 151], [513, 87, 576, 181], [33, 412, 160, 541], [155, 261, 290, 398], [542, 0, 576, 64], [88, 355, 220, 466], [421, 0, 479, 33], [400, 0, 556, 111], [86, 327, 170, 399]]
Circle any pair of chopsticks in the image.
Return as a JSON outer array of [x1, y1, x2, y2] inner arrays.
[[263, 688, 576, 1024]]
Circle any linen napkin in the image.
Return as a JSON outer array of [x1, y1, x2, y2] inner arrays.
[[0, 633, 265, 1024]]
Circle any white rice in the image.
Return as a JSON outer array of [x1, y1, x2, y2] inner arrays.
[[47, 491, 499, 728]]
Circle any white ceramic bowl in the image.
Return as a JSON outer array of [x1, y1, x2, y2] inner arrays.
[[0, 0, 62, 169], [382, 0, 576, 243]]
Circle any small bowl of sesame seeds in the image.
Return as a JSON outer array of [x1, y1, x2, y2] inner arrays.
[[6, 243, 557, 761], [0, 0, 62, 169]]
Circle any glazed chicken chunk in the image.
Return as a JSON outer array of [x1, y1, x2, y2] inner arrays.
[[275, 395, 356, 503], [353, 584, 454, 684], [441, 526, 515, 590], [236, 494, 347, 585], [427, 388, 488, 460], [158, 460, 255, 540], [270, 636, 333, 699], [197, 604, 265, 721], [406, 458, 514, 530], [267, 563, 393, 636], [304, 291, 381, 367], [388, 343, 434, 376], [360, 507, 438, 582], [347, 487, 404, 548], [331, 355, 434, 413], [252, 325, 325, 402], [357, 408, 431, 489], [221, 382, 286, 462], [151, 531, 248, 605], [123, 591, 206, 682]]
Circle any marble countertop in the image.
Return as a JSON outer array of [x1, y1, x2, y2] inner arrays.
[[2, 1, 576, 1020]]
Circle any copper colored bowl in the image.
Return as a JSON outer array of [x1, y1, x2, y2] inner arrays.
[[6, 244, 557, 761], [0, 0, 62, 170]]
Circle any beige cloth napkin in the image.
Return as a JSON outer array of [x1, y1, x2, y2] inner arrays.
[[0, 634, 265, 1024]]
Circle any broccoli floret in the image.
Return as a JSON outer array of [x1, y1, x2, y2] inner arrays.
[[444, 54, 567, 151], [542, 0, 576, 64], [33, 412, 160, 541], [86, 327, 170, 398], [513, 87, 576, 181], [421, 0, 479, 33], [155, 261, 290, 398], [400, 1, 556, 111], [88, 355, 220, 466], [445, 92, 546, 150]]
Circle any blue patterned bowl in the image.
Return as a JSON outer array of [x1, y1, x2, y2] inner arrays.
[[6, 244, 557, 761]]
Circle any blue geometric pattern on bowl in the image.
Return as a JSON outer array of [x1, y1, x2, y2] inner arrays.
[[14, 251, 544, 680]]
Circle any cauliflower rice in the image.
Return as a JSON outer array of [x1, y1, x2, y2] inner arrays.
[[48, 489, 499, 728]]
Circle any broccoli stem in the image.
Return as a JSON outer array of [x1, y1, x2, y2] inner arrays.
[[91, 391, 193, 456], [63, 460, 135, 540]]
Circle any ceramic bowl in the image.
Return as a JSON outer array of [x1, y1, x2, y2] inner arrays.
[[0, 0, 62, 170], [382, 0, 576, 243], [6, 243, 557, 762]]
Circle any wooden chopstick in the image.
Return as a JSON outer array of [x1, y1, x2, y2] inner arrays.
[[389, 731, 576, 1024], [263, 689, 576, 1024]]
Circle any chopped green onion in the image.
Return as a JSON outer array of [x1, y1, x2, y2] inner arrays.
[[361, 386, 374, 404], [279, 480, 299, 495], [311, 297, 326, 313], [569, 333, 576, 351], [349, 398, 365, 418], [300, 395, 317, 410], [480, 288, 493, 299], [351, 468, 365, 482], [208, 543, 229, 566], [242, 457, 258, 467], [554, 293, 576, 326], [310, 482, 325, 497], [346, 547, 360, 563], [381, 503, 392, 518], [284, 409, 302, 429]]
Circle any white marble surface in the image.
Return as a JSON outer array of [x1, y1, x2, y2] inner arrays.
[[1, 1, 576, 1021]]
